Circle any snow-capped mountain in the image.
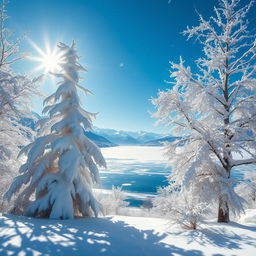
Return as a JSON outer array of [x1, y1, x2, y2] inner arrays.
[[125, 131, 162, 143], [143, 136, 180, 146], [84, 131, 117, 148], [21, 115, 177, 147], [20, 114, 116, 148], [92, 127, 169, 146], [93, 127, 141, 145]]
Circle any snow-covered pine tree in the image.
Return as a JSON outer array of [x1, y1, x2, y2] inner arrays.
[[152, 0, 256, 222], [4, 41, 106, 219], [0, 0, 38, 204]]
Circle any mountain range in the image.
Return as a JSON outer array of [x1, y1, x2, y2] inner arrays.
[[22, 114, 179, 147], [92, 127, 179, 147]]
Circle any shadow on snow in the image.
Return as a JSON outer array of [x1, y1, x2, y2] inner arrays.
[[0, 214, 203, 256], [1, 214, 255, 256]]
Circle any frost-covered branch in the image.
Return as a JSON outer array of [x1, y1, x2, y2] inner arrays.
[[152, 0, 256, 223], [0, 0, 40, 207], [0, 0, 25, 69]]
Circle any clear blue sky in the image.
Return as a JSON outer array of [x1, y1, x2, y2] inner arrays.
[[6, 0, 254, 132]]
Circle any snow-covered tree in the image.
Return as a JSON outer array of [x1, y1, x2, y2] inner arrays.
[[0, 0, 38, 204], [152, 0, 256, 222], [235, 172, 256, 209], [98, 185, 129, 215], [4, 42, 106, 219], [152, 185, 208, 229]]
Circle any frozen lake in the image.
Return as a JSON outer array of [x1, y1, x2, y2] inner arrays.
[[98, 146, 170, 206], [97, 146, 252, 207]]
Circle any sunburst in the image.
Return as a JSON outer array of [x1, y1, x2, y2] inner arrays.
[[28, 39, 63, 74]]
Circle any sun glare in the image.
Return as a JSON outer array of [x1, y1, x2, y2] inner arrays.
[[28, 39, 63, 74], [40, 52, 61, 73]]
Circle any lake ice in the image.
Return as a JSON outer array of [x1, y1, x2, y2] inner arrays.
[[98, 146, 169, 206]]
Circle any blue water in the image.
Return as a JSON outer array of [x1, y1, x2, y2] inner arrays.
[[98, 154, 170, 207], [100, 173, 168, 194], [98, 148, 248, 207]]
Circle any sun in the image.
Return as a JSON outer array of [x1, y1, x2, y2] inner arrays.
[[39, 51, 61, 73], [28, 39, 63, 74]]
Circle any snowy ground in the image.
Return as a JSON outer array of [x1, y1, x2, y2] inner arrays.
[[0, 213, 256, 256]]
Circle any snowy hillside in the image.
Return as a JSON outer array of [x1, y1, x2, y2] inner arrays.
[[0, 213, 256, 256]]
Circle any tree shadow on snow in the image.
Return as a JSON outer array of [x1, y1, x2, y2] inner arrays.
[[172, 221, 256, 254], [0, 214, 204, 256]]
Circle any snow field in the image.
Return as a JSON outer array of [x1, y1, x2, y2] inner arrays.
[[0, 212, 256, 256]]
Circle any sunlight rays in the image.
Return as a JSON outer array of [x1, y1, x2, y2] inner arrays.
[[27, 38, 63, 74]]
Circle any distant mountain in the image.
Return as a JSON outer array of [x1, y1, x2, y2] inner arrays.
[[124, 131, 162, 143], [143, 136, 180, 146], [22, 115, 176, 147], [84, 131, 117, 148], [93, 127, 167, 146], [93, 127, 141, 145], [21, 114, 116, 148]]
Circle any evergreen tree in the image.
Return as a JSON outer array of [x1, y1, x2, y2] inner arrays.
[[5, 42, 106, 219], [152, 0, 256, 222]]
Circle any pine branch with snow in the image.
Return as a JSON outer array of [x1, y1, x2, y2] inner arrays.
[[4, 41, 106, 219]]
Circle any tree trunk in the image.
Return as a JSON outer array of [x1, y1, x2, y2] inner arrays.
[[219, 43, 231, 224], [218, 196, 229, 222]]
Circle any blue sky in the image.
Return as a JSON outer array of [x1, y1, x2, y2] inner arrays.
[[6, 0, 254, 132]]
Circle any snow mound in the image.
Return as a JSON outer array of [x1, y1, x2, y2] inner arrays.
[[239, 209, 256, 225]]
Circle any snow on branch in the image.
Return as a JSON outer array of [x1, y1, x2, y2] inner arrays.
[[152, 0, 256, 222], [4, 42, 106, 219]]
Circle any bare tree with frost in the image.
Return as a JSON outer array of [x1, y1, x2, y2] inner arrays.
[[152, 185, 208, 229], [152, 0, 256, 222], [0, 0, 38, 204], [4, 42, 106, 219]]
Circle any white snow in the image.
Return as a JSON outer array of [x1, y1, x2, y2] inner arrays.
[[239, 209, 256, 225], [151, 0, 256, 223], [0, 213, 255, 256], [4, 42, 105, 219], [101, 146, 166, 162], [100, 146, 168, 176]]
